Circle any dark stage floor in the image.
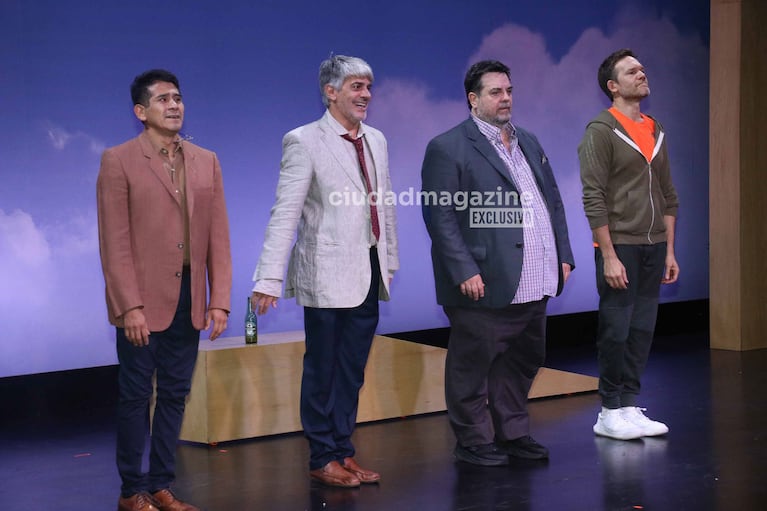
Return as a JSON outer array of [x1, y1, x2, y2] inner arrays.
[[2, 331, 766, 511]]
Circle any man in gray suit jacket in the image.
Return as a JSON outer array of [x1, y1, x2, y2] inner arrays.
[[421, 60, 574, 466], [251, 55, 398, 487]]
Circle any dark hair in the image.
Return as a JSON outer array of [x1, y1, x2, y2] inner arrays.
[[597, 49, 636, 101], [463, 60, 510, 110], [130, 69, 180, 106]]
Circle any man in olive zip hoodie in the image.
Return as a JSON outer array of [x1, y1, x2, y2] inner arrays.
[[578, 49, 679, 441]]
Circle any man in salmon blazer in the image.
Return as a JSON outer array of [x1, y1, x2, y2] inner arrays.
[[97, 69, 231, 511]]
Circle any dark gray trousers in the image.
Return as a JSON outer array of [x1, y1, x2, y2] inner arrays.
[[444, 299, 548, 447], [595, 243, 666, 409]]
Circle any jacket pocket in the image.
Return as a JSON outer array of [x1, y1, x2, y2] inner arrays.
[[612, 190, 646, 235]]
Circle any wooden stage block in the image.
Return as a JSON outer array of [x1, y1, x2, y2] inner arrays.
[[529, 367, 599, 399], [179, 333, 597, 444]]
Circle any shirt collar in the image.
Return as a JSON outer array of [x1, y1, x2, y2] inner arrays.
[[471, 114, 517, 149], [325, 110, 366, 139], [141, 130, 184, 157]]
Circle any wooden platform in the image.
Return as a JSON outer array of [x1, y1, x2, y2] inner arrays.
[[178, 332, 597, 444]]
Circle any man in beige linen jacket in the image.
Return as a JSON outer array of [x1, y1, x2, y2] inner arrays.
[[251, 55, 398, 488]]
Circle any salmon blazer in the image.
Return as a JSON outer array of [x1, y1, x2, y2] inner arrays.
[[97, 132, 232, 331]]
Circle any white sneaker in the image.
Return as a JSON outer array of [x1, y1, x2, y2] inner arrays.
[[621, 406, 669, 436], [593, 407, 644, 440]]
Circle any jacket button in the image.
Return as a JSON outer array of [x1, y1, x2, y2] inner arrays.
[[175, 272, 182, 278], [178, 243, 184, 249], [516, 242, 524, 248]]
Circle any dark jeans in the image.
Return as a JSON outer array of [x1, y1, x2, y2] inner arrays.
[[595, 243, 666, 409], [301, 248, 380, 471], [115, 268, 200, 497], [443, 299, 548, 446]]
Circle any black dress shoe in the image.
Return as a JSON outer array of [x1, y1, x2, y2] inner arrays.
[[496, 435, 549, 460], [453, 442, 509, 466]]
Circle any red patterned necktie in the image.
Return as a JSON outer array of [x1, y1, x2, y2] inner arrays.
[[341, 134, 380, 241]]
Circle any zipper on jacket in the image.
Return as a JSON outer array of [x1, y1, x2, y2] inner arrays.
[[646, 162, 655, 243], [646, 131, 664, 243], [612, 128, 665, 244]]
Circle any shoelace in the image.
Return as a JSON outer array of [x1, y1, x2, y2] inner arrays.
[[135, 493, 155, 506], [627, 407, 649, 418], [154, 488, 178, 502]]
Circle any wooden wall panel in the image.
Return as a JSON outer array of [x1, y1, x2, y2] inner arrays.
[[709, 0, 767, 350]]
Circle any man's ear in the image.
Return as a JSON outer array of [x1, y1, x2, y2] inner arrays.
[[468, 92, 478, 110], [134, 103, 146, 122], [606, 79, 619, 96], [324, 84, 337, 103]]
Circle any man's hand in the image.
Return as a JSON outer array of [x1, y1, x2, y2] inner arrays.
[[593, 226, 627, 290], [459, 274, 485, 301], [206, 308, 229, 341], [252, 292, 279, 315], [122, 308, 150, 346], [663, 254, 680, 284], [562, 263, 572, 284], [603, 255, 629, 289]]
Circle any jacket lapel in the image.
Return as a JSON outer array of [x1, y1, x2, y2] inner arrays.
[[362, 126, 384, 192], [183, 144, 196, 216], [516, 130, 547, 193], [319, 114, 366, 192], [139, 134, 183, 206], [464, 119, 515, 187]]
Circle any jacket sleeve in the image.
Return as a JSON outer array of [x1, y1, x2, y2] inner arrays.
[[96, 149, 143, 319], [544, 161, 575, 269], [657, 139, 679, 217], [252, 132, 313, 289], [205, 152, 233, 313], [578, 124, 613, 230], [421, 137, 479, 286], [380, 136, 400, 277]]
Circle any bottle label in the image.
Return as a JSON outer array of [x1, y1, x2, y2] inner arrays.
[[245, 322, 256, 337]]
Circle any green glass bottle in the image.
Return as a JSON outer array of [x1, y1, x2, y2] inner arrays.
[[245, 296, 258, 344]]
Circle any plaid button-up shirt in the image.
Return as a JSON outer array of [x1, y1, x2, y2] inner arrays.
[[472, 116, 558, 303]]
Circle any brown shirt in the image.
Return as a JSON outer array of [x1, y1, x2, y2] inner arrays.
[[153, 136, 191, 265]]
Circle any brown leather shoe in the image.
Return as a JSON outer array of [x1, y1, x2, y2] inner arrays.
[[342, 457, 381, 483], [151, 489, 200, 511], [310, 460, 361, 487], [118, 493, 159, 511]]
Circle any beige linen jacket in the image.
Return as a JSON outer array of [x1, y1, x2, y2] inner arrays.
[[254, 111, 398, 307]]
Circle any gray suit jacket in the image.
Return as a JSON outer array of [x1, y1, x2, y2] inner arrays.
[[421, 118, 574, 308], [254, 111, 399, 308]]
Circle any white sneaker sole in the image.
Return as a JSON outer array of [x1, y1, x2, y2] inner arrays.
[[593, 422, 643, 440], [635, 424, 669, 437]]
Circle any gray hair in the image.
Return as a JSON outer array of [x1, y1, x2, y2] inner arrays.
[[319, 55, 374, 107]]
